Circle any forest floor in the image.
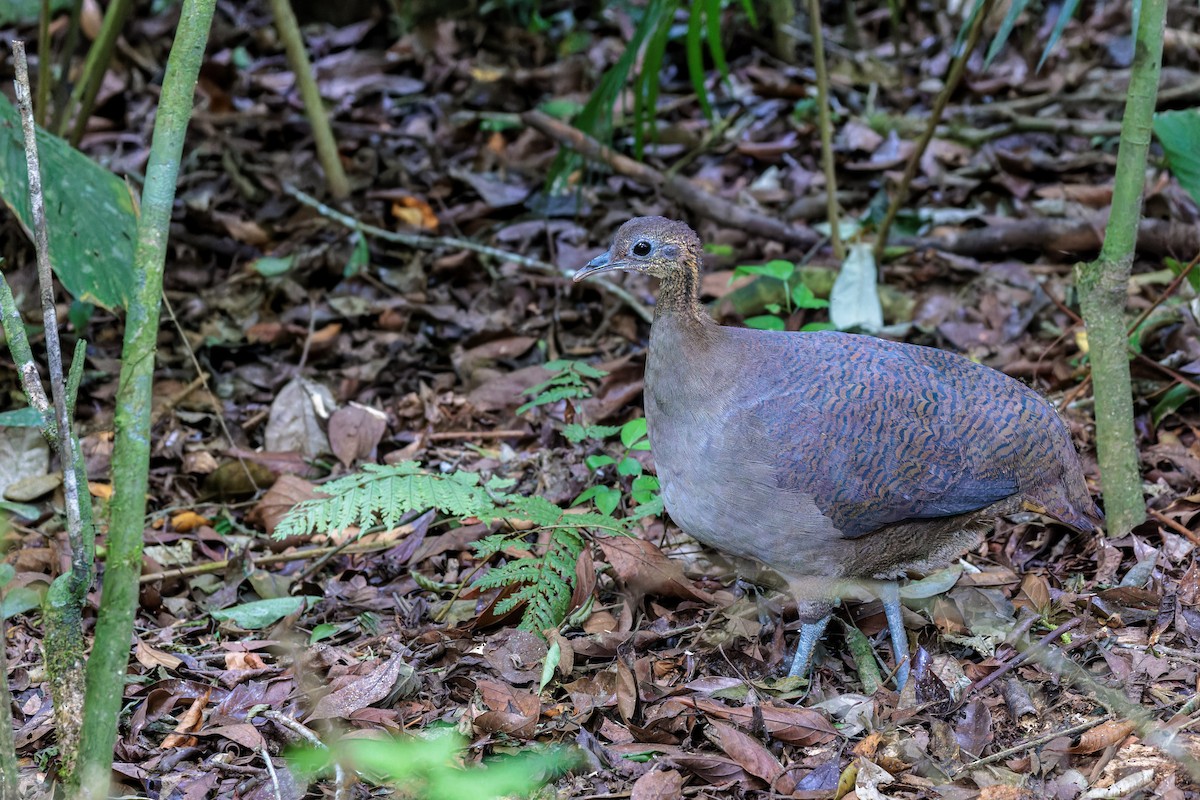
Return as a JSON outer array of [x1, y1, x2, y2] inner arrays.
[[4, 1, 1200, 798]]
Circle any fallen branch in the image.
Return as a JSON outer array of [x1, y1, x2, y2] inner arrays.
[[902, 216, 1200, 260], [284, 184, 654, 324], [522, 110, 819, 249]]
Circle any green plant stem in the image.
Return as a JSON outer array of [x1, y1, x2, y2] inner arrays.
[[267, 0, 350, 198], [64, 0, 132, 145], [73, 2, 215, 795], [1074, 0, 1164, 536], [12, 41, 95, 781], [807, 0, 843, 262]]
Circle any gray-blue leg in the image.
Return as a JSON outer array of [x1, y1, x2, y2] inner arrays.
[[880, 580, 910, 691], [787, 613, 833, 679]]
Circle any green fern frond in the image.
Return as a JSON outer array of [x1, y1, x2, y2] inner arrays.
[[272, 462, 503, 540], [473, 525, 587, 635]]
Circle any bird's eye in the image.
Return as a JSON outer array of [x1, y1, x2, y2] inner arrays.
[[632, 240, 652, 257]]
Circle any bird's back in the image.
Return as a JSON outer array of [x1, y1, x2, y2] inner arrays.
[[645, 318, 1100, 577]]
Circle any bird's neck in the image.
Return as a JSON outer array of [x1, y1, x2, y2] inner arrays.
[[654, 265, 707, 323]]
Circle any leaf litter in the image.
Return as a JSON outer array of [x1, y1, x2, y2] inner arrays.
[[2, 1, 1200, 798]]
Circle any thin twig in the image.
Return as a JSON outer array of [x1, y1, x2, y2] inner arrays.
[[13, 42, 83, 548], [875, 0, 994, 258], [138, 539, 403, 584], [283, 183, 654, 325], [965, 618, 1081, 697], [260, 746, 283, 800], [522, 109, 819, 249], [161, 295, 265, 493], [953, 715, 1112, 775], [808, 0, 843, 261], [262, 711, 346, 800], [1148, 508, 1200, 546]]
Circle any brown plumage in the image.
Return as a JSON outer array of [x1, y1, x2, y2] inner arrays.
[[575, 216, 1102, 688]]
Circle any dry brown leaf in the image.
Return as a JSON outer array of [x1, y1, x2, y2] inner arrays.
[[1068, 720, 1137, 754], [630, 768, 684, 800], [598, 537, 714, 604]]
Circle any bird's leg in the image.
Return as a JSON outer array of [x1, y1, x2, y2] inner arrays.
[[787, 612, 832, 679], [879, 580, 910, 691]]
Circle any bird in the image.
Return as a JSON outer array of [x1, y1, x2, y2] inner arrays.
[[574, 216, 1103, 690]]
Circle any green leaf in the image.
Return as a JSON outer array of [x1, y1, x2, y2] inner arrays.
[[562, 423, 621, 443], [792, 283, 830, 310], [539, 99, 584, 119], [585, 454, 616, 470], [210, 596, 320, 629], [2, 585, 43, 619], [539, 639, 560, 693], [620, 418, 648, 448], [704, 242, 734, 257], [1166, 257, 1200, 293], [0, 94, 136, 310], [616, 457, 643, 477], [591, 485, 620, 516], [252, 254, 296, 277], [309, 623, 339, 644], [0, 563, 13, 587], [732, 260, 794, 283], [800, 321, 837, 332], [1152, 383, 1195, 426], [744, 315, 786, 331], [0, 406, 46, 427], [1036, 0, 1081, 71], [1155, 108, 1200, 207], [983, 0, 1030, 68], [344, 232, 370, 277], [631, 475, 660, 505], [686, 2, 713, 120], [704, 0, 729, 80]]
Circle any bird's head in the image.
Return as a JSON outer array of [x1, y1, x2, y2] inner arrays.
[[573, 216, 702, 283]]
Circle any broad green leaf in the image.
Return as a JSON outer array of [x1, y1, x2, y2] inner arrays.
[[744, 315, 785, 331], [631, 475, 660, 505], [732, 260, 794, 283], [585, 454, 616, 470], [1152, 383, 1195, 427], [616, 457, 643, 477], [0, 563, 12, 586], [2, 584, 43, 619], [0, 0, 73, 27], [792, 283, 829, 310], [0, 406, 45, 427], [210, 595, 320, 629], [1155, 108, 1200, 207], [1166, 257, 1200, 293], [253, 254, 296, 277], [620, 418, 648, 448], [0, 94, 137, 310], [539, 99, 584, 119], [0, 499, 41, 520], [592, 485, 620, 516], [309, 623, 339, 644]]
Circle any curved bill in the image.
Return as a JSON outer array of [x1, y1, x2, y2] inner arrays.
[[573, 250, 616, 282]]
